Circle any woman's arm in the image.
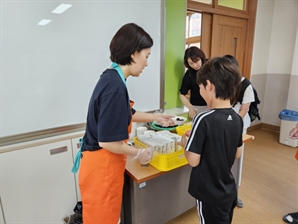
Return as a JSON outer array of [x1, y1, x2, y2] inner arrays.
[[238, 103, 250, 118], [99, 141, 153, 164], [99, 141, 138, 156], [179, 94, 196, 119], [132, 110, 174, 125]]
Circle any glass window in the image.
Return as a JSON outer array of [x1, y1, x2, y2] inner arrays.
[[190, 0, 212, 4], [185, 12, 202, 49], [218, 0, 245, 10], [189, 13, 201, 37]]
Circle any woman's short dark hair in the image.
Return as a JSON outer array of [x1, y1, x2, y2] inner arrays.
[[184, 46, 206, 69], [197, 56, 241, 104], [110, 23, 153, 65]]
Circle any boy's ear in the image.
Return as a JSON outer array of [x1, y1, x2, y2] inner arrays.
[[205, 80, 214, 91]]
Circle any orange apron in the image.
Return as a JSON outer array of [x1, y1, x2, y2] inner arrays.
[[79, 101, 134, 224]]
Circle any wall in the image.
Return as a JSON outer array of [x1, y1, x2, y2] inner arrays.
[[251, 0, 298, 126], [164, 0, 186, 109], [286, 28, 298, 112]]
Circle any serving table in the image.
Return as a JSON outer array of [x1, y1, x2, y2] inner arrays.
[[121, 134, 254, 224]]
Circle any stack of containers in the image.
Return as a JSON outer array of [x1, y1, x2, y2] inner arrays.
[[134, 129, 189, 171], [137, 131, 181, 154]]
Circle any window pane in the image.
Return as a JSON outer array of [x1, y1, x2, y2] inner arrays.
[[190, 0, 212, 4], [189, 13, 201, 37], [218, 0, 245, 10], [190, 43, 201, 48], [186, 15, 189, 38]]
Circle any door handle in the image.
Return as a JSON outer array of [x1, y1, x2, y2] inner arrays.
[[50, 146, 68, 155], [233, 37, 238, 56]]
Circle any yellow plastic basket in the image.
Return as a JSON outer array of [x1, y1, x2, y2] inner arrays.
[[133, 136, 188, 171], [176, 123, 192, 136]]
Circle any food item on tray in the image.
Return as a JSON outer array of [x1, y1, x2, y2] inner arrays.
[[172, 116, 187, 125], [154, 123, 178, 128]]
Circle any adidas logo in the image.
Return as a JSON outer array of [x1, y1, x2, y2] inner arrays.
[[227, 115, 233, 120]]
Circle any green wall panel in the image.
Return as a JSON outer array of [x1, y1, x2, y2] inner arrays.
[[164, 0, 186, 109]]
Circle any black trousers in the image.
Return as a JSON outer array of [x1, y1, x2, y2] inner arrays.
[[195, 198, 237, 224]]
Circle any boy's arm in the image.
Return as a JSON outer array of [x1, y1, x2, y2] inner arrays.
[[185, 151, 201, 167], [178, 135, 201, 167], [235, 146, 243, 160]]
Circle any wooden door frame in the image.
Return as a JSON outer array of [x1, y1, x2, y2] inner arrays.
[[187, 0, 257, 80]]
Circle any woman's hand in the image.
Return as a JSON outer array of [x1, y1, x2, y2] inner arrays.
[[154, 113, 175, 127], [188, 108, 196, 120], [289, 123, 298, 139], [132, 147, 154, 164]]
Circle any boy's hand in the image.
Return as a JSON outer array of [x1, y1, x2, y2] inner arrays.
[[177, 134, 187, 149]]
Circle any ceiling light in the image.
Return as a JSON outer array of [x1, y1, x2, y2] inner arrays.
[[52, 4, 72, 14], [37, 19, 51, 26]]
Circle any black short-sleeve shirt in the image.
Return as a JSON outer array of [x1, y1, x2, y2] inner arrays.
[[82, 69, 135, 151], [185, 108, 243, 205], [179, 69, 207, 106]]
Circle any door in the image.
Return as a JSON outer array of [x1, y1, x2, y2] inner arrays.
[[211, 15, 248, 76]]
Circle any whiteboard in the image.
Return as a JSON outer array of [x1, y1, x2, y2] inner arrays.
[[0, 0, 163, 137]]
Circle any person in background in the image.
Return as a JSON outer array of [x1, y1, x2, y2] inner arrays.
[[283, 122, 298, 223], [178, 56, 243, 224], [180, 46, 209, 119], [72, 23, 174, 224], [224, 54, 255, 208]]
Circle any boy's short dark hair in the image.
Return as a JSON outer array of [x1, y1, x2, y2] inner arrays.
[[110, 23, 153, 65], [197, 56, 241, 103], [223, 54, 239, 67], [184, 46, 206, 69]]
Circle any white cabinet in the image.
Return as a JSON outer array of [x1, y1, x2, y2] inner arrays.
[[0, 197, 5, 224], [0, 140, 77, 224], [71, 137, 83, 201]]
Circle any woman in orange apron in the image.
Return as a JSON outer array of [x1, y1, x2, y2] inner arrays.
[[71, 23, 174, 224]]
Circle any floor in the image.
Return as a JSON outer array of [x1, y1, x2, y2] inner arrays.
[[166, 129, 298, 224]]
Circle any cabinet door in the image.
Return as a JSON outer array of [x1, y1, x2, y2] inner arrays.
[[71, 137, 83, 201], [0, 140, 77, 224], [0, 197, 5, 224]]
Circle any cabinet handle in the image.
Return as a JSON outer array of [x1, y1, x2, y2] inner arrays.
[[77, 143, 80, 149], [50, 146, 68, 155]]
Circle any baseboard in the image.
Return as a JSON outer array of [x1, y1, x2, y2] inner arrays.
[[247, 123, 280, 133], [247, 123, 262, 132], [261, 123, 280, 133]]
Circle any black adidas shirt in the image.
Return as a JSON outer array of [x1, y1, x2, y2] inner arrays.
[[185, 108, 243, 205]]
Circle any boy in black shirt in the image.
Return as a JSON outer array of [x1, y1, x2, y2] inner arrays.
[[179, 56, 243, 224]]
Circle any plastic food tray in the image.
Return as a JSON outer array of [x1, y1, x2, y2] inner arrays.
[[133, 137, 188, 171], [176, 123, 192, 136], [151, 122, 178, 131]]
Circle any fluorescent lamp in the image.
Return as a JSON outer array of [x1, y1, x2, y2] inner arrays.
[[52, 4, 72, 14], [37, 19, 51, 26]]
